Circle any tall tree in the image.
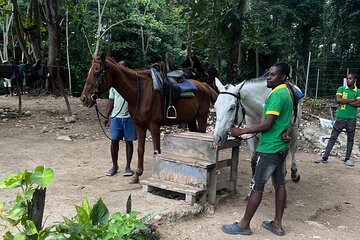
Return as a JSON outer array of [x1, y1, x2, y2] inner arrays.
[[44, 0, 72, 116], [225, 0, 246, 82]]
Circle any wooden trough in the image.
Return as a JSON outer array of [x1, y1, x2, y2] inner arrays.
[[140, 132, 241, 205]]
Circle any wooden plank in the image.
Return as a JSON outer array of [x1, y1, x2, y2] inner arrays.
[[162, 136, 217, 162], [155, 153, 216, 169], [140, 178, 204, 196], [165, 132, 214, 141], [152, 157, 208, 187]]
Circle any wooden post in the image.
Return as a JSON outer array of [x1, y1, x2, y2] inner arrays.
[[304, 51, 311, 98], [315, 68, 320, 99], [28, 188, 46, 232]]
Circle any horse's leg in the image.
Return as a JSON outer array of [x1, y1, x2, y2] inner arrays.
[[187, 118, 198, 132], [129, 125, 147, 184], [149, 124, 161, 154], [247, 137, 259, 177], [196, 114, 208, 133], [289, 126, 300, 182]]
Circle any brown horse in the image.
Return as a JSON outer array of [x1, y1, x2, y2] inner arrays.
[[80, 54, 218, 183]]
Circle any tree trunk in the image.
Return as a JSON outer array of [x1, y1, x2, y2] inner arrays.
[[11, 0, 32, 63], [44, 0, 72, 116], [28, 188, 46, 233], [226, 0, 247, 83], [27, 0, 42, 62], [209, 0, 218, 66]]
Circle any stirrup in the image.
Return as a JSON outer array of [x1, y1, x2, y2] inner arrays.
[[166, 105, 177, 119]]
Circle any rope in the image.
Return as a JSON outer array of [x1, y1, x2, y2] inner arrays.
[[95, 103, 112, 140]]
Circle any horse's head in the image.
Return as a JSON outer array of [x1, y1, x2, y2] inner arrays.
[[80, 54, 112, 108], [213, 78, 244, 146]]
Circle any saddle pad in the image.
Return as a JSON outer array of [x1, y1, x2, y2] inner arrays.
[[180, 92, 195, 98], [178, 80, 197, 92], [151, 67, 163, 91]]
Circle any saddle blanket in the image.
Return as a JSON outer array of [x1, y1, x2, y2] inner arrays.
[[151, 67, 197, 92]]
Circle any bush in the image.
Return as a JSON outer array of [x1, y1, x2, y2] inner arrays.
[[0, 166, 161, 240]]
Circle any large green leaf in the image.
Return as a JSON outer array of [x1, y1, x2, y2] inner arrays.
[[24, 220, 38, 235], [75, 205, 91, 225], [30, 168, 54, 188], [81, 196, 91, 216], [90, 198, 109, 227], [126, 194, 132, 214], [0, 172, 25, 189], [13, 232, 26, 240]]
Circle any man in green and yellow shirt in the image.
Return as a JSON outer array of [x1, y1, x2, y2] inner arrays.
[[315, 73, 360, 166], [222, 63, 293, 236]]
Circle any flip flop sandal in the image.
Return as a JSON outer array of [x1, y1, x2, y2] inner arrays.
[[123, 169, 134, 177], [221, 222, 252, 235], [262, 220, 285, 236], [106, 167, 118, 176]]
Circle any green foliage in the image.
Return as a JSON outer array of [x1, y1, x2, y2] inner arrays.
[[0, 166, 55, 239], [50, 195, 161, 239], [303, 97, 323, 110], [0, 167, 161, 239]]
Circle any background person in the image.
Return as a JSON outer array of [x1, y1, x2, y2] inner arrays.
[[315, 73, 360, 166], [104, 60, 137, 177]]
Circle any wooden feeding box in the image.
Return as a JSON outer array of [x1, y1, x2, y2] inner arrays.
[[140, 132, 241, 205]]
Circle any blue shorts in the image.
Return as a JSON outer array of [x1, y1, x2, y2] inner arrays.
[[250, 149, 288, 192], [109, 117, 137, 141]]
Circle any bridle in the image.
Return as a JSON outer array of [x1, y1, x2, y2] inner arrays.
[[218, 91, 245, 128], [219, 81, 258, 141], [86, 60, 108, 104]]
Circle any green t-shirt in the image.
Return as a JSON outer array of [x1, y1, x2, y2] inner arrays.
[[109, 87, 130, 118], [335, 86, 360, 119], [256, 84, 293, 153]]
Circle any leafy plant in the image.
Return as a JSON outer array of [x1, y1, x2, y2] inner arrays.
[[51, 195, 161, 240], [0, 167, 162, 239], [0, 166, 55, 239]]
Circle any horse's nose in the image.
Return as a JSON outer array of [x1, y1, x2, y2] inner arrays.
[[80, 95, 86, 103]]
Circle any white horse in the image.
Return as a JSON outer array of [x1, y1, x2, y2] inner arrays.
[[213, 77, 301, 182]]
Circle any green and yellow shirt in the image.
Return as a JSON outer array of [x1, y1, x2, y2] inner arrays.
[[256, 84, 293, 153], [336, 86, 360, 119]]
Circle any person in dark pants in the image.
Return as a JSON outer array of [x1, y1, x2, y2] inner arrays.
[[104, 60, 137, 177], [221, 63, 293, 236], [315, 73, 360, 166]]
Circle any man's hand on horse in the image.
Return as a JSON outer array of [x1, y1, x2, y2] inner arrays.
[[228, 128, 245, 138]]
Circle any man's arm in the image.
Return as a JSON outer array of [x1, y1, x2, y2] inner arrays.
[[348, 98, 360, 107], [228, 114, 277, 137], [335, 94, 356, 104], [104, 99, 114, 127]]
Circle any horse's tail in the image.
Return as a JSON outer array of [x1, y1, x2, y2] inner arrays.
[[201, 82, 218, 104]]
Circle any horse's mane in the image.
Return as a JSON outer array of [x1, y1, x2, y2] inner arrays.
[[223, 77, 266, 90], [106, 57, 117, 64], [244, 76, 266, 83]]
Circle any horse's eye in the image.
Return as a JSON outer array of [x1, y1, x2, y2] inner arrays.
[[229, 105, 236, 111]]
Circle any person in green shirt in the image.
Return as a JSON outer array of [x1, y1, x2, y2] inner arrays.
[[221, 63, 293, 236], [315, 73, 360, 166]]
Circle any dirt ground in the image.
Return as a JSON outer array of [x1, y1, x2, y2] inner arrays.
[[1, 95, 360, 240]]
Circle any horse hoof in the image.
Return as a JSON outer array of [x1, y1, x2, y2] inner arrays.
[[135, 169, 144, 176], [128, 177, 139, 184], [292, 174, 300, 183]]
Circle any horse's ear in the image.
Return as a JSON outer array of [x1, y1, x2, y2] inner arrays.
[[215, 77, 225, 92], [234, 81, 244, 93], [100, 53, 106, 63], [92, 54, 97, 61]]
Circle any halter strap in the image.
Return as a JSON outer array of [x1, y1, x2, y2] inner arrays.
[[219, 91, 245, 127]]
